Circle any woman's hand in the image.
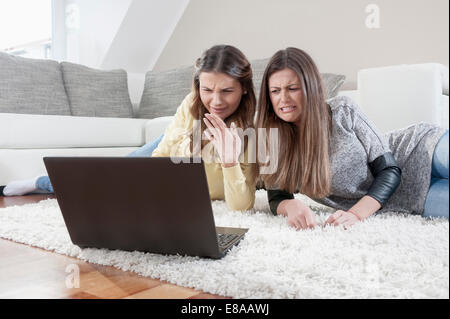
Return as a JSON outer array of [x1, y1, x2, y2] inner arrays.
[[280, 199, 317, 230], [325, 210, 362, 229], [203, 113, 242, 168]]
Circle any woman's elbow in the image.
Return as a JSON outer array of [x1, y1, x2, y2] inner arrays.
[[227, 197, 255, 211]]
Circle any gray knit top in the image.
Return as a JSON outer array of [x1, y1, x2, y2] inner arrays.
[[310, 96, 446, 215]]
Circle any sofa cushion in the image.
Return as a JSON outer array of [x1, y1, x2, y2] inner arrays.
[[138, 64, 193, 119], [0, 112, 149, 149], [138, 58, 345, 119], [321, 73, 347, 99], [0, 52, 71, 116], [144, 116, 174, 143], [61, 62, 133, 118]]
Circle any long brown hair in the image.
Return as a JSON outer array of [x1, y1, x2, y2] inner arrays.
[[190, 45, 256, 153], [256, 47, 332, 198]]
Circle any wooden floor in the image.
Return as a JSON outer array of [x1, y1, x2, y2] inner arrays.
[[0, 194, 230, 299]]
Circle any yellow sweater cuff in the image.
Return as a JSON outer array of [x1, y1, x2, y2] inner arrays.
[[221, 164, 246, 182]]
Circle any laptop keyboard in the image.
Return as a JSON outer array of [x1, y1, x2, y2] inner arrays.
[[217, 233, 240, 248]]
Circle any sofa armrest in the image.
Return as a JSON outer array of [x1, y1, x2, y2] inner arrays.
[[358, 63, 448, 133], [144, 116, 174, 143]]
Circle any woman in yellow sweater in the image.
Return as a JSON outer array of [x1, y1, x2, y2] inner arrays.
[[152, 45, 258, 211], [1, 45, 258, 211]]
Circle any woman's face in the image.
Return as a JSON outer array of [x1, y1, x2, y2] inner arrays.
[[268, 68, 303, 124], [199, 71, 244, 120]]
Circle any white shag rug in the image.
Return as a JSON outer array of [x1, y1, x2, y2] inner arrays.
[[0, 190, 448, 299]]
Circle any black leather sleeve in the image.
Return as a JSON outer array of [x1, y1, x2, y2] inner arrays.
[[367, 152, 402, 206], [267, 189, 294, 216]]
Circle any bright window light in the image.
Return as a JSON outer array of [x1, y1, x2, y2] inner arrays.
[[0, 0, 52, 58]]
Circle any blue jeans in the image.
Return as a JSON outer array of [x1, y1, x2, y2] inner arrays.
[[36, 134, 164, 193], [422, 130, 449, 219]]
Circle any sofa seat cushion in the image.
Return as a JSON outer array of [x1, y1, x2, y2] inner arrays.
[[0, 52, 71, 116], [0, 113, 149, 149], [61, 62, 134, 118], [144, 116, 174, 142]]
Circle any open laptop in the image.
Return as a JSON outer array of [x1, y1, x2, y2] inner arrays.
[[43, 157, 248, 259]]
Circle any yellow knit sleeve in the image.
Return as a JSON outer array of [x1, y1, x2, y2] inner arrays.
[[222, 161, 258, 211], [220, 137, 258, 211], [152, 93, 194, 158]]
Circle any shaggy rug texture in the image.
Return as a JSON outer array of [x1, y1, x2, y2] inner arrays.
[[0, 190, 448, 299]]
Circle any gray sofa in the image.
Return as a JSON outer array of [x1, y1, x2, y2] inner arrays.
[[0, 52, 346, 184]]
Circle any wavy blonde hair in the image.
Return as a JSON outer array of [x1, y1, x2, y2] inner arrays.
[[256, 48, 332, 198]]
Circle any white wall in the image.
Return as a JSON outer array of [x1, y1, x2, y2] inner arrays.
[[63, 0, 133, 68], [153, 0, 449, 90], [100, 0, 189, 73], [51, 0, 67, 61], [54, 0, 448, 93], [56, 0, 189, 103], [100, 0, 189, 103], [58, 0, 189, 72]]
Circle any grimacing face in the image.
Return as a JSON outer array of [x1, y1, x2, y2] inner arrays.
[[199, 71, 244, 120], [268, 68, 303, 124]]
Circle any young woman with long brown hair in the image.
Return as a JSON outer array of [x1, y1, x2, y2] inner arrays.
[[256, 47, 448, 229], [152, 44, 258, 211], [2, 45, 258, 211]]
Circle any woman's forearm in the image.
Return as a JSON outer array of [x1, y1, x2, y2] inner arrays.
[[222, 164, 256, 211], [276, 199, 291, 216], [277, 198, 308, 217], [267, 189, 295, 216], [348, 195, 381, 220]]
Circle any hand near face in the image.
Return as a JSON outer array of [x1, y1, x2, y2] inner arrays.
[[203, 113, 242, 168], [325, 210, 361, 229]]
